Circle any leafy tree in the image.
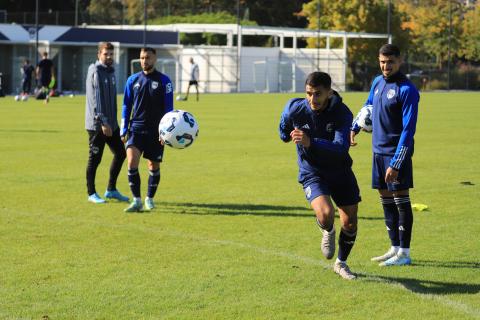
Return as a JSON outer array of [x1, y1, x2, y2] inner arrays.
[[300, 0, 408, 89], [396, 0, 463, 68], [458, 2, 480, 61], [87, 0, 124, 25]]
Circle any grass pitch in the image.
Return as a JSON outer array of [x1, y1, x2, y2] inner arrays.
[[0, 92, 479, 319]]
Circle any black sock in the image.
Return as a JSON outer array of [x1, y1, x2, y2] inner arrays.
[[381, 196, 400, 247], [147, 169, 160, 198], [128, 168, 141, 198], [315, 217, 333, 232], [338, 228, 357, 261], [395, 195, 413, 249]]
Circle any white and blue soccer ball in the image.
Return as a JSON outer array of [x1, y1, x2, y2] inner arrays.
[[158, 110, 199, 149], [355, 104, 373, 132]]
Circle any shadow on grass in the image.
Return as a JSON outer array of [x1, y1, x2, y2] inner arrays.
[[162, 202, 383, 220], [360, 274, 480, 295], [413, 259, 480, 269]]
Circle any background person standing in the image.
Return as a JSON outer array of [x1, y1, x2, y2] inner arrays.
[[20, 59, 34, 96], [351, 44, 419, 267], [184, 57, 199, 101], [85, 42, 129, 204], [36, 52, 55, 104]]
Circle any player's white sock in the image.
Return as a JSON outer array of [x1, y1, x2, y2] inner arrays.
[[398, 248, 410, 256]]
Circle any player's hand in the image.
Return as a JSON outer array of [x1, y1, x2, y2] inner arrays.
[[159, 137, 165, 146], [121, 134, 127, 144], [101, 124, 112, 137], [290, 127, 310, 148], [350, 131, 358, 146], [385, 167, 399, 184]]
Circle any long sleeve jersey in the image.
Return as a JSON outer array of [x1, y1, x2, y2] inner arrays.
[[121, 70, 173, 137], [352, 72, 419, 170], [85, 61, 118, 131], [279, 93, 354, 182]]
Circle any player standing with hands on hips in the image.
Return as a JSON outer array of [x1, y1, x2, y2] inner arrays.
[[85, 42, 129, 204], [279, 71, 361, 280], [121, 47, 173, 212], [351, 44, 419, 266]]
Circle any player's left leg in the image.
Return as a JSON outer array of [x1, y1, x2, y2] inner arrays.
[[195, 83, 199, 101], [145, 160, 160, 211], [104, 131, 128, 202], [334, 204, 358, 280], [142, 134, 164, 211]]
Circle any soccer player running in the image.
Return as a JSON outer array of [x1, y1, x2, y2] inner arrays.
[[351, 44, 419, 266], [279, 71, 361, 280], [184, 57, 199, 101], [35, 52, 54, 104], [121, 47, 173, 212], [85, 42, 129, 204]]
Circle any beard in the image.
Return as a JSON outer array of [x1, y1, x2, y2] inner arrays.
[[142, 64, 154, 72]]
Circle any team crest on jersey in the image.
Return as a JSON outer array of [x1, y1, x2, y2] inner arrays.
[[387, 89, 396, 99], [166, 83, 173, 94], [152, 81, 159, 90]]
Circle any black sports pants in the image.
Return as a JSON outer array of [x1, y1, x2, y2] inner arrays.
[[86, 128, 126, 196]]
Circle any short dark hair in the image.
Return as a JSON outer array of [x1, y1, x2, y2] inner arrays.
[[141, 47, 156, 55], [42, 52, 48, 57], [98, 42, 114, 53], [379, 44, 401, 57], [305, 71, 331, 89]]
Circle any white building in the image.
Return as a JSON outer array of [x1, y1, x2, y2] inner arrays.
[[0, 23, 388, 94]]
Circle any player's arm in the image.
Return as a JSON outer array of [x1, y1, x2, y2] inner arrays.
[[163, 75, 174, 113], [91, 69, 112, 136], [389, 86, 419, 171], [309, 116, 352, 153], [121, 77, 134, 142], [279, 99, 297, 142], [350, 77, 380, 145]]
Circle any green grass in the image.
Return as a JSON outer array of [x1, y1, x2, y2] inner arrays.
[[0, 92, 479, 319]]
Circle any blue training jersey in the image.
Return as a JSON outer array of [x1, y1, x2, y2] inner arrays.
[[121, 70, 174, 136], [352, 72, 419, 170], [279, 93, 354, 182]]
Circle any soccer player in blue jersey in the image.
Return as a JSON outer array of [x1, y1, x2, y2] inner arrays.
[[351, 44, 419, 266], [121, 47, 174, 212], [279, 71, 361, 280]]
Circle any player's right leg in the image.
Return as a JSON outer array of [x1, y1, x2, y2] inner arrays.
[[124, 141, 143, 212], [308, 187, 336, 260], [371, 154, 400, 262], [86, 130, 106, 204]]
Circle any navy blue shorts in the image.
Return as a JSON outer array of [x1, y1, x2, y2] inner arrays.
[[302, 168, 361, 207], [372, 153, 413, 191], [126, 131, 164, 162]]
